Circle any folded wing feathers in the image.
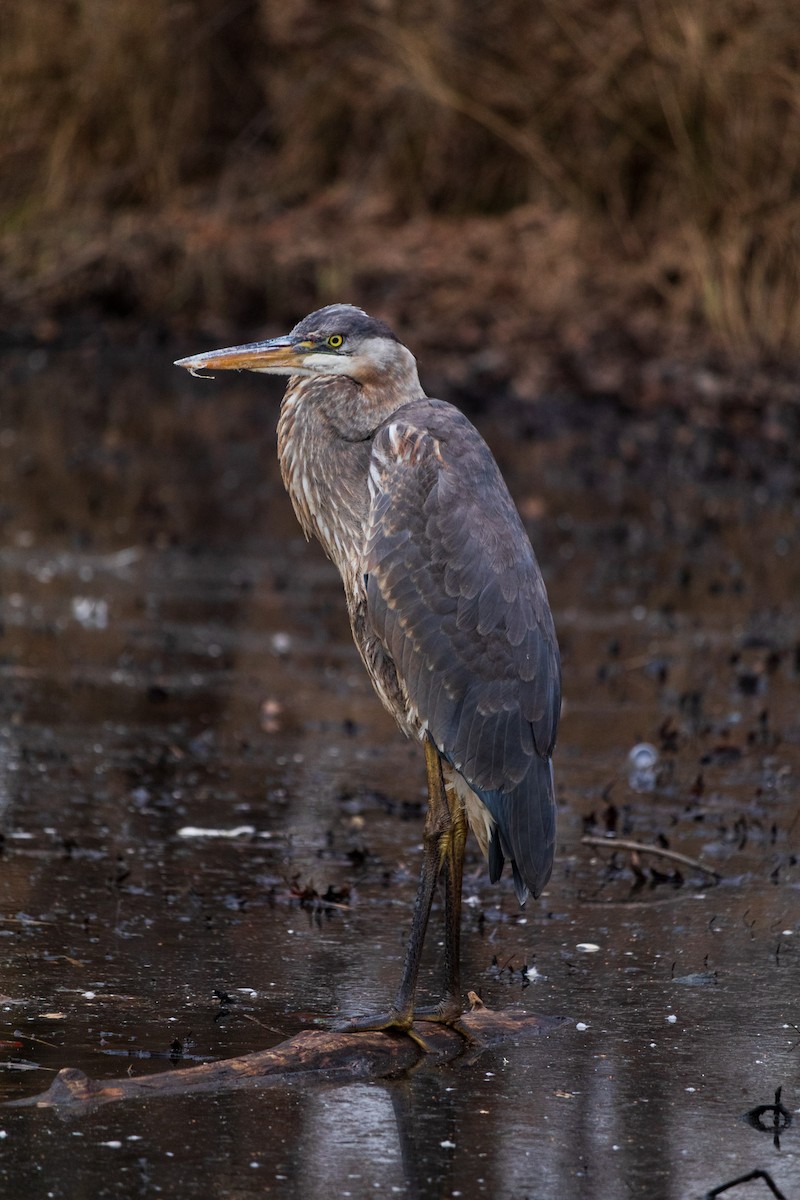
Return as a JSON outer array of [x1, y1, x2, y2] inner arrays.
[[365, 400, 560, 899]]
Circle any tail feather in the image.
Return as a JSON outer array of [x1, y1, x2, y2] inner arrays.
[[482, 756, 556, 904]]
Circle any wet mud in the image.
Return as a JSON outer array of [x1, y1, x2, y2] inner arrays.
[[0, 336, 798, 1198]]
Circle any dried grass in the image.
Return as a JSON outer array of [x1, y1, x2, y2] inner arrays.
[[1, 0, 799, 360]]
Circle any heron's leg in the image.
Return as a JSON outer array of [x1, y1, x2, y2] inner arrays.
[[440, 786, 468, 1017], [335, 735, 450, 1042], [388, 735, 451, 1021], [413, 778, 468, 1026]]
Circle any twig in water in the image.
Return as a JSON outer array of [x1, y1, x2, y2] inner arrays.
[[706, 1167, 787, 1199], [581, 836, 722, 881]]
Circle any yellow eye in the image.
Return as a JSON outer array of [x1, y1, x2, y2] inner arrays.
[[327, 334, 344, 349]]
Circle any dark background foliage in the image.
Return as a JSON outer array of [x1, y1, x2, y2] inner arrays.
[[3, 0, 799, 393]]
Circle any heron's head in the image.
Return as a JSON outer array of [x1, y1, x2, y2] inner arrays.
[[175, 304, 418, 392]]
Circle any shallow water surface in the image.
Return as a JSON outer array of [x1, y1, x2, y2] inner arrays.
[[0, 341, 798, 1198]]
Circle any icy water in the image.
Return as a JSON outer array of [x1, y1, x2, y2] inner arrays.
[[0, 335, 798, 1199]]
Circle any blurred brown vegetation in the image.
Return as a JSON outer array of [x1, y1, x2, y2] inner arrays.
[[2, 0, 799, 392]]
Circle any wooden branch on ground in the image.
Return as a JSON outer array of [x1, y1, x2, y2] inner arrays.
[[581, 835, 722, 880], [7, 998, 568, 1111]]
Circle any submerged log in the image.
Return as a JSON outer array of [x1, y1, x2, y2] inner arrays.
[[8, 999, 567, 1111]]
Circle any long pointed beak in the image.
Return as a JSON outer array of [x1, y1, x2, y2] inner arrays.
[[174, 336, 306, 377]]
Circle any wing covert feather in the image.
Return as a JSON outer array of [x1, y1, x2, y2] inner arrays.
[[364, 400, 560, 838], [367, 398, 561, 897]]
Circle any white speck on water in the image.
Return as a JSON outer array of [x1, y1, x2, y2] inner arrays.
[[576, 1022, 589, 1031], [81, 991, 96, 1000], [100, 1141, 122, 1149], [628, 743, 658, 768], [628, 742, 658, 790], [177, 825, 255, 839], [271, 632, 292, 655], [576, 943, 600, 953], [685, 1087, 696, 1092], [666, 1014, 677, 1024], [71, 596, 108, 629], [440, 1140, 456, 1149]]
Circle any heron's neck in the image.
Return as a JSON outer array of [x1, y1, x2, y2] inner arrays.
[[276, 376, 387, 576]]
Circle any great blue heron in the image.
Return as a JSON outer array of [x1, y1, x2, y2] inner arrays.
[[176, 304, 560, 1039]]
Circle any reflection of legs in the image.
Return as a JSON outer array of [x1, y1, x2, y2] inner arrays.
[[339, 735, 466, 1042]]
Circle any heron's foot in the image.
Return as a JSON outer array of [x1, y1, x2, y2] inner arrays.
[[410, 999, 463, 1025], [334, 1007, 439, 1053], [333, 1000, 473, 1051], [333, 1007, 411, 1035], [411, 1001, 478, 1045]]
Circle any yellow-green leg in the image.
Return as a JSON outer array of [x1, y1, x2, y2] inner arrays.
[[429, 774, 468, 1023], [337, 735, 468, 1046]]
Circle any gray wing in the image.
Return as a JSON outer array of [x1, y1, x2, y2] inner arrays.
[[364, 399, 560, 898]]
